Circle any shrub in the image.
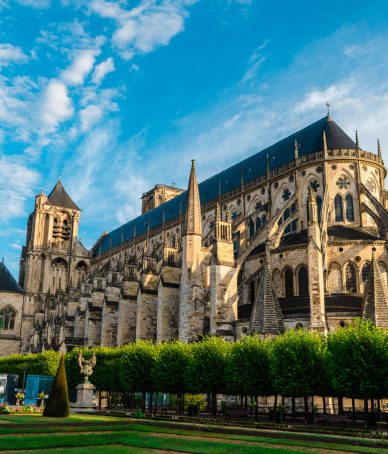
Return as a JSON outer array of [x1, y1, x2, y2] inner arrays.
[[43, 353, 70, 417]]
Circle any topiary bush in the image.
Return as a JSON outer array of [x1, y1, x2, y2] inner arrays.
[[43, 353, 70, 417]]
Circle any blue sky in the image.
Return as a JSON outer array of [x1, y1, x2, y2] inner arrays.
[[2, 0, 388, 277]]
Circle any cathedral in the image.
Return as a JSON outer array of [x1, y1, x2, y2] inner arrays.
[[1, 114, 388, 355]]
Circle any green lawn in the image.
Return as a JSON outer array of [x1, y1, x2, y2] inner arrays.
[[0, 414, 386, 453]]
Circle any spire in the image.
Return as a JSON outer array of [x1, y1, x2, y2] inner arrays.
[[362, 249, 388, 328], [215, 202, 221, 222], [47, 178, 80, 211], [307, 185, 318, 224], [377, 139, 382, 158], [184, 160, 202, 236], [294, 139, 299, 160], [248, 263, 285, 335], [322, 130, 328, 154], [355, 130, 359, 150]]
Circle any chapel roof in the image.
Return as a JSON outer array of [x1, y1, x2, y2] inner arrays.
[[47, 178, 81, 211], [0, 261, 24, 293], [96, 115, 357, 256]]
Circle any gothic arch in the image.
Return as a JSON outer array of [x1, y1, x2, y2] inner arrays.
[[283, 266, 294, 297], [0, 305, 17, 331], [296, 265, 309, 296], [328, 262, 342, 293], [247, 195, 264, 215], [344, 262, 358, 293]]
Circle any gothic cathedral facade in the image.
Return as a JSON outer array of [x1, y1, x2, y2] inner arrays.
[[1, 115, 388, 355]]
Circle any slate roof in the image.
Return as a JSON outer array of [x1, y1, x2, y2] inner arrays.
[[47, 179, 80, 211], [238, 294, 363, 320], [248, 264, 285, 334], [0, 261, 24, 293], [328, 226, 381, 242], [96, 115, 356, 256]]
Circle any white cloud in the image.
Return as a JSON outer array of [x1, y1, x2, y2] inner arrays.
[[39, 79, 73, 131], [61, 49, 98, 86], [87, 0, 196, 59], [0, 43, 28, 66], [10, 243, 22, 250], [92, 57, 115, 84], [79, 104, 103, 131], [0, 154, 39, 222]]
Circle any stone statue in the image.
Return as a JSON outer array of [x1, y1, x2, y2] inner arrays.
[[77, 352, 96, 384]]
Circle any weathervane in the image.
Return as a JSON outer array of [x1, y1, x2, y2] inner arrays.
[[326, 102, 331, 116]]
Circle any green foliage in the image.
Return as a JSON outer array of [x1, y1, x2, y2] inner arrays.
[[152, 340, 189, 394], [43, 354, 70, 417], [185, 336, 230, 394], [118, 340, 158, 393], [327, 319, 388, 399], [0, 350, 59, 385], [66, 346, 125, 393], [184, 393, 208, 411], [226, 335, 272, 397], [270, 329, 327, 398]]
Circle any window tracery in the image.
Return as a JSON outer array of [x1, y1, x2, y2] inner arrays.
[[0, 307, 16, 331]]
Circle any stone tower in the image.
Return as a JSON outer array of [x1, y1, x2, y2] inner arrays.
[[179, 160, 206, 342], [18, 178, 89, 352]]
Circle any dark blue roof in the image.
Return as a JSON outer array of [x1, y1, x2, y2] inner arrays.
[[95, 116, 356, 256], [0, 261, 23, 293]]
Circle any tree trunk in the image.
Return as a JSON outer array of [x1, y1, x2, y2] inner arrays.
[[338, 396, 343, 415], [244, 395, 248, 410], [142, 391, 146, 413], [322, 396, 326, 415], [211, 391, 217, 417], [352, 398, 356, 422], [364, 399, 369, 429], [304, 396, 309, 424], [255, 395, 259, 422], [292, 397, 296, 418], [148, 391, 153, 415], [273, 395, 278, 421], [377, 399, 381, 421]]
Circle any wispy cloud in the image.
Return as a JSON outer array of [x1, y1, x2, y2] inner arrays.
[[0, 154, 40, 222], [87, 0, 198, 60], [0, 43, 28, 66], [92, 57, 115, 85]]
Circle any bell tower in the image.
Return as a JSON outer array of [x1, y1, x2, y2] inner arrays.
[[19, 178, 81, 295]]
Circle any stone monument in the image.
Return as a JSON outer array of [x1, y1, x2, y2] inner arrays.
[[70, 352, 97, 412]]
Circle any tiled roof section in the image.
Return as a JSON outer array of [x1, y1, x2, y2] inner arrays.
[[0, 261, 24, 293], [96, 116, 356, 256], [248, 264, 285, 334], [362, 251, 388, 328], [328, 226, 381, 242], [47, 179, 80, 211]]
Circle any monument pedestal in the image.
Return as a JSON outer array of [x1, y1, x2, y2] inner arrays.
[[70, 382, 97, 413]]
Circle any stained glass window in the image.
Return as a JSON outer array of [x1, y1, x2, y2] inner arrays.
[[298, 267, 308, 296], [345, 194, 354, 222], [345, 263, 357, 293], [285, 268, 294, 297], [335, 195, 343, 221]]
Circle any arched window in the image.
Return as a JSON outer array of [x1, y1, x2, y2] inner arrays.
[[345, 194, 354, 222], [316, 196, 322, 223], [335, 195, 343, 221], [361, 262, 371, 286], [298, 266, 308, 296], [249, 219, 255, 237], [249, 280, 255, 303], [329, 263, 342, 293], [0, 307, 16, 331], [255, 217, 261, 231], [284, 268, 294, 297], [345, 263, 357, 293]]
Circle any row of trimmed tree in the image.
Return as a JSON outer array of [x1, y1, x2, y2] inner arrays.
[[1, 320, 387, 426]]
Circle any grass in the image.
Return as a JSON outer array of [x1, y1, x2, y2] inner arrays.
[[0, 414, 386, 453]]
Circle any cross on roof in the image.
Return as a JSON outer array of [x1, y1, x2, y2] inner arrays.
[[326, 102, 331, 116]]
